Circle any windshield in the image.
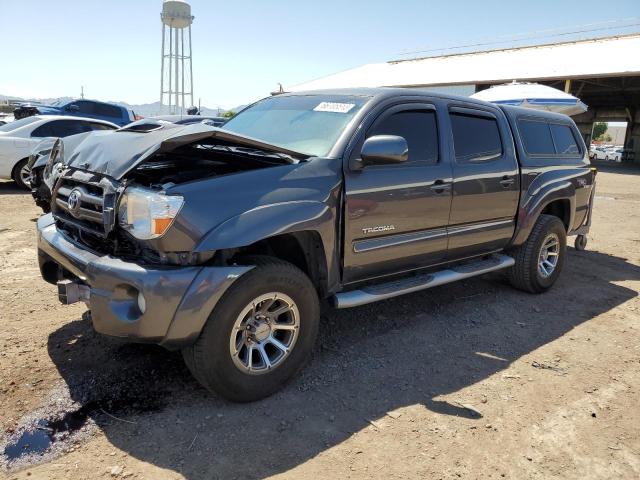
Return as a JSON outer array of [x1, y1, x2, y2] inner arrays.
[[0, 116, 41, 132], [223, 94, 370, 156]]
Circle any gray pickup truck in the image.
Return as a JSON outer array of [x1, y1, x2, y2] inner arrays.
[[36, 88, 596, 401]]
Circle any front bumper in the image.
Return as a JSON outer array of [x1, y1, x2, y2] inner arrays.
[[37, 214, 252, 349]]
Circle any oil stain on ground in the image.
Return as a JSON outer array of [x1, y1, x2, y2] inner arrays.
[[3, 395, 166, 464]]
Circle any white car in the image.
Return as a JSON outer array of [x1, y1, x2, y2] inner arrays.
[[0, 115, 118, 189], [608, 148, 623, 163], [589, 146, 611, 161]]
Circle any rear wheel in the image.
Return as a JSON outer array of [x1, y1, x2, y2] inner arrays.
[[508, 214, 567, 293], [182, 257, 320, 402], [12, 159, 30, 190], [574, 234, 587, 251]]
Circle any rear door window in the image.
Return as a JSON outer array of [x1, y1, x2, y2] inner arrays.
[[368, 109, 439, 165], [450, 112, 502, 163]]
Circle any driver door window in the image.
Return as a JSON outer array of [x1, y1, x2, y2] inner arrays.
[[342, 103, 453, 283], [368, 110, 438, 165]]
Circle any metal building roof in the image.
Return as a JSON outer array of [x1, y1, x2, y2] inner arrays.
[[287, 34, 640, 92]]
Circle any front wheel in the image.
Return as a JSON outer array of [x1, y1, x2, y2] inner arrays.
[[182, 257, 320, 402], [508, 214, 567, 293]]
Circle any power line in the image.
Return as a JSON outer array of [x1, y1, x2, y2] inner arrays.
[[397, 17, 640, 58]]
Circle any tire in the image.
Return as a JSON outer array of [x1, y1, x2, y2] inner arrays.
[[12, 159, 30, 190], [574, 234, 587, 251], [182, 256, 320, 402], [508, 214, 567, 294]]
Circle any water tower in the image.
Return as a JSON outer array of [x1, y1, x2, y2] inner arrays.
[[160, 0, 194, 114]]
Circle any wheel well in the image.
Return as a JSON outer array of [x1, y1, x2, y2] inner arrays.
[[222, 232, 329, 297], [541, 199, 570, 231]]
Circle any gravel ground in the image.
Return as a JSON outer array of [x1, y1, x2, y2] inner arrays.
[[0, 166, 639, 480]]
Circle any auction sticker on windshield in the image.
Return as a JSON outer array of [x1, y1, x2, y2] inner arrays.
[[313, 102, 356, 113]]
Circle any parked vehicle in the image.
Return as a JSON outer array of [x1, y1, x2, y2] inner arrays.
[[608, 147, 623, 162], [28, 127, 117, 211], [36, 88, 596, 402], [0, 115, 118, 189], [590, 146, 611, 161], [129, 115, 228, 127], [14, 99, 136, 126], [0, 114, 13, 126]]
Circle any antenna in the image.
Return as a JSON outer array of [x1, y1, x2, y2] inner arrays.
[[160, 0, 194, 115]]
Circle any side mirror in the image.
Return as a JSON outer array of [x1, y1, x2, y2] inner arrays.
[[67, 104, 80, 112], [352, 135, 408, 170]]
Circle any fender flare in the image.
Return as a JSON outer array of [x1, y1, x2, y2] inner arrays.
[[195, 200, 339, 289], [511, 181, 575, 246]]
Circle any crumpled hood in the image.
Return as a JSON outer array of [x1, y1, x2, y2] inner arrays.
[[65, 123, 310, 180], [29, 131, 98, 170]]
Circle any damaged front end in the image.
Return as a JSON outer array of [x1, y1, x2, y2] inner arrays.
[[38, 123, 309, 347], [48, 123, 309, 266]]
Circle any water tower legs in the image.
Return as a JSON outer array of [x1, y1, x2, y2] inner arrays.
[[160, 1, 194, 115]]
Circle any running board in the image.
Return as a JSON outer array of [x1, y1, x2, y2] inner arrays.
[[333, 254, 515, 309]]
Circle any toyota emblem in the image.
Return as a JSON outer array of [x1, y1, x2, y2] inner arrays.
[[67, 189, 82, 215]]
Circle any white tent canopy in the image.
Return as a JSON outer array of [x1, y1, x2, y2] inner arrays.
[[470, 82, 588, 116]]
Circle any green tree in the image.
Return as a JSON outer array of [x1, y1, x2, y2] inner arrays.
[[599, 133, 612, 142], [592, 122, 608, 140], [222, 111, 236, 119]]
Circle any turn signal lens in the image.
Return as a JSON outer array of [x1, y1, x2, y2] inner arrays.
[[118, 186, 184, 240]]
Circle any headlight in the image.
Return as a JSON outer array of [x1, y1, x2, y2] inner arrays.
[[118, 186, 184, 240]]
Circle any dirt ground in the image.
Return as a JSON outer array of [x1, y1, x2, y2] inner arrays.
[[0, 166, 638, 480]]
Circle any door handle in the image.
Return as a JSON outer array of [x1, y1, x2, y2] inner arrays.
[[430, 180, 451, 193], [500, 176, 515, 188]]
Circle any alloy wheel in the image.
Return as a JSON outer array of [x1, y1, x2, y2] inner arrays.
[[229, 292, 300, 375], [538, 233, 560, 278]]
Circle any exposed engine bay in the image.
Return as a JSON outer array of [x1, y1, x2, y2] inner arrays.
[[126, 142, 293, 188]]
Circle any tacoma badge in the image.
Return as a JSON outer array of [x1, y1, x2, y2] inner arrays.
[[362, 225, 396, 234]]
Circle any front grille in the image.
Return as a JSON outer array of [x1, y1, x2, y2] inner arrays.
[[52, 170, 162, 264], [52, 170, 119, 238]]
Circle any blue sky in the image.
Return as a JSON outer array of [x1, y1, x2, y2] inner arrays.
[[1, 0, 639, 109]]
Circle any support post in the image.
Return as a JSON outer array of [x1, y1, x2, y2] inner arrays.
[[189, 24, 194, 109], [564, 79, 572, 93], [181, 28, 185, 114], [160, 23, 165, 112], [174, 25, 179, 114], [168, 26, 172, 113]]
